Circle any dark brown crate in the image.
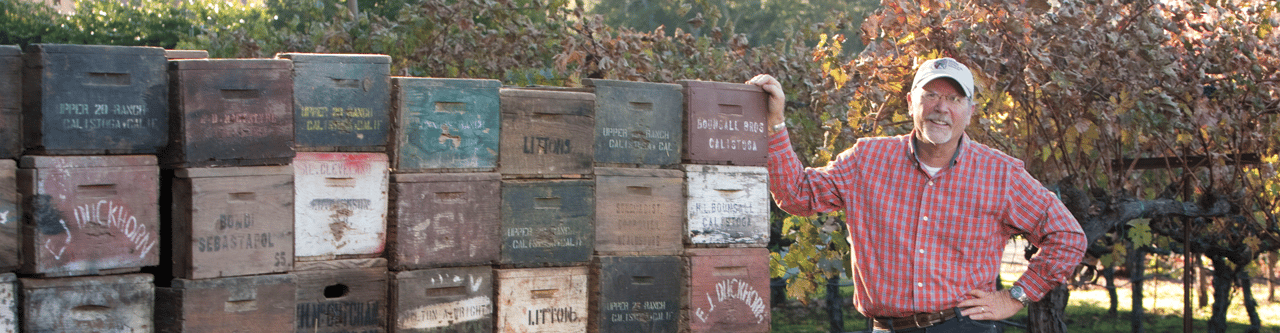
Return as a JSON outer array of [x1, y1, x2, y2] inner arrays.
[[683, 164, 769, 247], [389, 77, 501, 172], [499, 88, 594, 178], [168, 165, 294, 279], [496, 266, 588, 333], [0, 160, 17, 272], [684, 248, 770, 333], [164, 50, 208, 60], [22, 44, 169, 155], [389, 172, 500, 270], [0, 45, 20, 159], [586, 79, 683, 167], [165, 59, 294, 168], [0, 273, 16, 332], [500, 179, 594, 267], [278, 53, 391, 152], [390, 265, 493, 333], [677, 80, 768, 166], [294, 258, 388, 333], [294, 152, 389, 261], [590, 256, 682, 333], [21, 273, 154, 332], [593, 168, 683, 256], [156, 273, 297, 333], [18, 155, 160, 276]]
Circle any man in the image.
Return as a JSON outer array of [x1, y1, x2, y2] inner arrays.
[[748, 58, 1086, 333]]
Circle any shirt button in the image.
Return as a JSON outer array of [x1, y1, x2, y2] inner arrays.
[[918, 249, 925, 254], [917, 282, 924, 287], [922, 216, 929, 221], [927, 181, 934, 186]]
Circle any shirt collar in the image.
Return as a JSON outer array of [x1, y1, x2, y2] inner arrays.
[[906, 130, 968, 169]]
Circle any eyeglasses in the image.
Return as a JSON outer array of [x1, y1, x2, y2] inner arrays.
[[920, 91, 970, 108]]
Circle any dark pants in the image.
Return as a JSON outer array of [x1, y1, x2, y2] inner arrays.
[[853, 308, 999, 333]]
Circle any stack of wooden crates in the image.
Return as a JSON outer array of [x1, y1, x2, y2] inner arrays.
[[0, 43, 775, 333]]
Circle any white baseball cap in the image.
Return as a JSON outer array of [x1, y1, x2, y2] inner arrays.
[[912, 57, 975, 98]]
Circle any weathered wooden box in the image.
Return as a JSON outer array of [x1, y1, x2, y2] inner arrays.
[[684, 248, 769, 333], [496, 266, 588, 333], [18, 155, 159, 276], [390, 265, 494, 333], [0, 273, 17, 333], [0, 45, 20, 159], [155, 273, 296, 332], [294, 259, 388, 333], [294, 152, 389, 261], [593, 168, 683, 256], [390, 78, 501, 172], [22, 44, 168, 155], [0, 160, 18, 272], [500, 179, 593, 267], [164, 50, 208, 60], [586, 79, 683, 167], [165, 59, 294, 168], [499, 88, 594, 178], [168, 165, 294, 279], [683, 164, 769, 247], [278, 53, 391, 152], [389, 172, 500, 270], [590, 256, 681, 333], [21, 273, 154, 332], [677, 80, 768, 166]]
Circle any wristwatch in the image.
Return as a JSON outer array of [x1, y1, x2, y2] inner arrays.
[[1009, 285, 1032, 307]]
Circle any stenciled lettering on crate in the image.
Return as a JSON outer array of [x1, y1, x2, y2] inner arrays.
[[685, 248, 770, 333], [390, 78, 502, 172], [294, 152, 389, 261], [294, 259, 388, 333], [18, 155, 159, 276], [591, 256, 681, 333], [594, 168, 683, 256], [21, 273, 154, 332], [497, 266, 588, 333], [169, 165, 294, 279], [391, 265, 493, 333], [0, 273, 16, 332], [279, 53, 391, 151], [500, 180, 594, 267], [498, 88, 595, 177], [0, 45, 20, 159], [165, 59, 294, 167], [683, 165, 769, 247], [156, 273, 297, 332], [586, 79, 683, 167], [0, 160, 18, 272], [22, 44, 169, 155], [676, 80, 768, 166], [389, 173, 500, 270]]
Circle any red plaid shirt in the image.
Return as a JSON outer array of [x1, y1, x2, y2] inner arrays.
[[768, 129, 1086, 318]]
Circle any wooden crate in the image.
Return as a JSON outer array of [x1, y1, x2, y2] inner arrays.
[[164, 50, 208, 60], [0, 160, 17, 272], [593, 168, 683, 256], [278, 53, 391, 152], [21, 273, 154, 332], [586, 79, 683, 167], [168, 165, 294, 279], [496, 266, 588, 333], [500, 179, 594, 267], [390, 265, 493, 333], [0, 45, 19, 159], [294, 152, 389, 261], [676, 80, 768, 166], [22, 44, 169, 155], [165, 59, 294, 168], [682, 165, 769, 247], [590, 256, 681, 333], [294, 258, 388, 333], [499, 88, 594, 178], [389, 77, 501, 172], [0, 273, 16, 333], [388, 172, 500, 270], [18, 155, 160, 276], [683, 248, 769, 333], [156, 273, 296, 333]]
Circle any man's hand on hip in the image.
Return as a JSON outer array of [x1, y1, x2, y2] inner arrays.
[[957, 289, 1023, 321]]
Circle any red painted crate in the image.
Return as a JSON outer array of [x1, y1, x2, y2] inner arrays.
[[684, 248, 770, 333], [677, 80, 768, 166], [389, 172, 500, 270]]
